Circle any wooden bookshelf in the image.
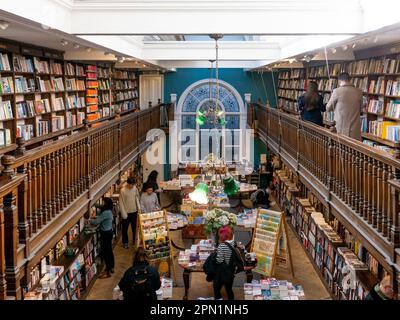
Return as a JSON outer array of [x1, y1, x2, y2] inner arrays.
[[0, 39, 143, 154], [276, 53, 400, 157], [112, 69, 139, 114]]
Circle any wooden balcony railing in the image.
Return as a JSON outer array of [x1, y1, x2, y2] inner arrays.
[[0, 104, 165, 299], [251, 104, 400, 275]]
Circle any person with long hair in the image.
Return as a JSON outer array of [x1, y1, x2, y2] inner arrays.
[[145, 170, 161, 203], [118, 247, 161, 301], [90, 197, 115, 278], [297, 81, 326, 126]]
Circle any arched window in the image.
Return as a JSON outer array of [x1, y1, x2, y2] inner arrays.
[[175, 79, 247, 163]]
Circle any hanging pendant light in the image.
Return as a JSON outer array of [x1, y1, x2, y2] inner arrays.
[[189, 182, 209, 204], [223, 175, 239, 196], [196, 110, 206, 125]]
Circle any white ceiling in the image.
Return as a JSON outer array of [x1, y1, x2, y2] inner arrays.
[[0, 0, 399, 69]]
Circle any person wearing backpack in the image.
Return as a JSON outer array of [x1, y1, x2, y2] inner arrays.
[[212, 226, 245, 300], [118, 247, 161, 301]]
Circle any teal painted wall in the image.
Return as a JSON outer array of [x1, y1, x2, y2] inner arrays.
[[164, 68, 278, 107]]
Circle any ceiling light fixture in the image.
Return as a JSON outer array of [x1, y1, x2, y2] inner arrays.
[[86, 47, 92, 52], [60, 39, 68, 46], [373, 36, 379, 43], [73, 43, 80, 49], [342, 44, 348, 51], [352, 42, 357, 49], [41, 24, 51, 30], [143, 64, 146, 67], [0, 21, 9, 31], [104, 51, 111, 56], [331, 48, 337, 54], [195, 34, 225, 127]]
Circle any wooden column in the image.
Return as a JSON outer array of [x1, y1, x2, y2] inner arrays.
[[0, 200, 6, 300], [4, 189, 21, 299]]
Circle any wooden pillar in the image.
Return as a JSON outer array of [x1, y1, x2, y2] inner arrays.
[[0, 200, 6, 300], [4, 189, 21, 299]]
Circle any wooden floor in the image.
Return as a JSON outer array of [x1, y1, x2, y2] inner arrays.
[[86, 200, 331, 300]]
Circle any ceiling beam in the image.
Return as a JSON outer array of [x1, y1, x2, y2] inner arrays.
[[140, 41, 280, 61], [70, 1, 363, 35]]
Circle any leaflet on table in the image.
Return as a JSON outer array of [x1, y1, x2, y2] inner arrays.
[[178, 240, 215, 266]]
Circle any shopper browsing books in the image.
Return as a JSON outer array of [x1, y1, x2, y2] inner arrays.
[[326, 72, 362, 140], [140, 182, 161, 213], [297, 81, 326, 126], [90, 197, 115, 278], [365, 275, 396, 300], [145, 170, 161, 203], [118, 247, 161, 301], [213, 226, 245, 300], [119, 177, 140, 249]]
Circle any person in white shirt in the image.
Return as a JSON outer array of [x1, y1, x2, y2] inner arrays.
[[140, 182, 161, 213], [119, 177, 140, 249]]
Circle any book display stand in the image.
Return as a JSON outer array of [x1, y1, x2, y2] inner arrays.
[[250, 208, 294, 278], [138, 210, 177, 284]]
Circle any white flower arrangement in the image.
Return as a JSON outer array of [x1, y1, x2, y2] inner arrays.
[[205, 208, 237, 235]]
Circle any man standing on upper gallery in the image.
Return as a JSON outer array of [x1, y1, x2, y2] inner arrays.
[[326, 72, 362, 140]]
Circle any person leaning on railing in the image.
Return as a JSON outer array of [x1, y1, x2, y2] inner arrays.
[[297, 81, 326, 126]]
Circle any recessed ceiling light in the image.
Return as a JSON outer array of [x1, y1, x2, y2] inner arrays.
[[104, 52, 111, 56], [143, 64, 146, 67], [352, 43, 357, 49], [342, 45, 348, 51], [331, 48, 337, 54], [86, 47, 92, 52], [41, 24, 51, 30], [60, 39, 68, 46], [0, 21, 9, 31], [135, 61, 139, 64], [73, 43, 80, 49], [373, 36, 379, 43]]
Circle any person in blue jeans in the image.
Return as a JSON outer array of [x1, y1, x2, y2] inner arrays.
[[90, 197, 115, 278], [297, 81, 326, 126]]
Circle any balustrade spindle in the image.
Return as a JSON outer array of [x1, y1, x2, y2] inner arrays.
[[382, 164, 389, 237], [377, 161, 383, 233], [41, 156, 48, 226]]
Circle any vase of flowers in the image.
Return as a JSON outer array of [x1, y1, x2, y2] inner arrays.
[[204, 208, 237, 242]]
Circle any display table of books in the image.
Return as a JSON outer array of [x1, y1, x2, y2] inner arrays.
[[177, 240, 215, 300], [243, 278, 305, 300]]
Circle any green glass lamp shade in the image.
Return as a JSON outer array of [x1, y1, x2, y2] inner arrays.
[[189, 182, 209, 204], [196, 115, 206, 125], [223, 176, 239, 196], [217, 117, 226, 126]]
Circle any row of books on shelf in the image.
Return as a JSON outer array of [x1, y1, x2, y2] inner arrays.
[[97, 67, 112, 79], [362, 139, 400, 157], [351, 77, 368, 93], [0, 53, 11, 71], [66, 78, 86, 91], [277, 89, 302, 101], [113, 80, 137, 90], [113, 70, 136, 80], [98, 79, 110, 90], [278, 69, 305, 80], [278, 79, 306, 90], [98, 93, 111, 105], [66, 111, 85, 127], [65, 63, 86, 77], [361, 117, 400, 142], [0, 100, 13, 120], [316, 78, 337, 92], [368, 77, 385, 95], [66, 95, 86, 109], [115, 90, 138, 101], [118, 100, 137, 112]]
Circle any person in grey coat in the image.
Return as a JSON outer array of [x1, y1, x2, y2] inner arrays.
[[326, 72, 362, 141]]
